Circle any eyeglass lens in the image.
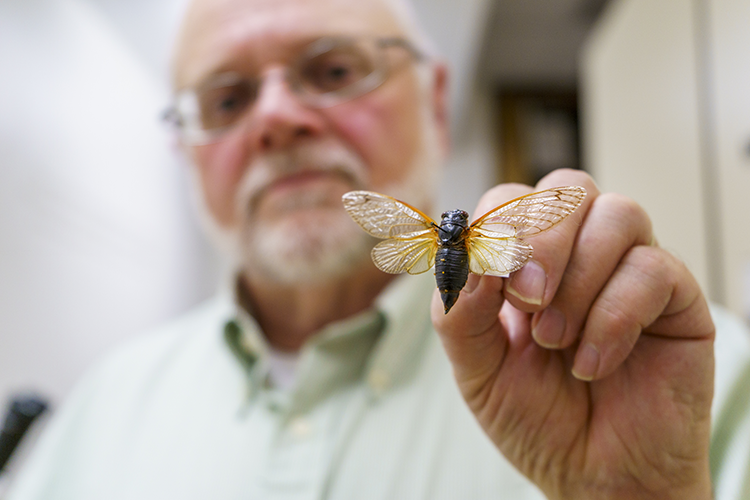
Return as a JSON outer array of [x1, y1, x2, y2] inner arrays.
[[193, 38, 384, 134]]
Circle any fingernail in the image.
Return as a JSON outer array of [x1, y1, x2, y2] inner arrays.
[[506, 260, 546, 305], [532, 307, 565, 348], [572, 343, 600, 381]]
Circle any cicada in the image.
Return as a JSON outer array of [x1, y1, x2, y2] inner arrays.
[[342, 186, 586, 313]]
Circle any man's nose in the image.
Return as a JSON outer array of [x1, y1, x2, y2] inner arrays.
[[246, 70, 325, 152]]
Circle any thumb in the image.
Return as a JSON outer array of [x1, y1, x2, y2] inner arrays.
[[431, 274, 509, 386]]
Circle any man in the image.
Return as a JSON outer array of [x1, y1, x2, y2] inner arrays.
[[7, 0, 750, 498]]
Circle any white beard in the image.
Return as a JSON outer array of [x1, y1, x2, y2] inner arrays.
[[246, 206, 377, 284], [234, 138, 374, 284]]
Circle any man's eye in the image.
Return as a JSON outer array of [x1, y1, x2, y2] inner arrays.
[[303, 51, 372, 93], [324, 64, 352, 83], [218, 94, 242, 111], [210, 87, 251, 114], [199, 84, 255, 129]]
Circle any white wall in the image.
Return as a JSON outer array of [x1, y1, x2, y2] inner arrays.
[[0, 0, 220, 413], [581, 0, 750, 319]]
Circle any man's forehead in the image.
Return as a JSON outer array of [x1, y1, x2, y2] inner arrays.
[[174, 0, 407, 88]]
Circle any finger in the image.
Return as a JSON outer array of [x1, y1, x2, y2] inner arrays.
[[431, 274, 508, 387], [571, 245, 713, 381], [503, 169, 600, 311], [499, 299, 533, 344], [531, 193, 653, 349]]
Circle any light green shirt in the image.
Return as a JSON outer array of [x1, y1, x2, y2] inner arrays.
[[6, 274, 750, 499]]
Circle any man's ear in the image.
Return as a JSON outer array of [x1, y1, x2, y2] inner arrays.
[[431, 62, 451, 156]]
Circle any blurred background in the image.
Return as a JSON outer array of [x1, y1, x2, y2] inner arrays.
[[1, 0, 749, 483]]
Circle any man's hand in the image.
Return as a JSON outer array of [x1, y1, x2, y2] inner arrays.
[[432, 169, 715, 500]]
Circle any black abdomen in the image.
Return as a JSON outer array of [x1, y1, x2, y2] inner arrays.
[[435, 245, 469, 313]]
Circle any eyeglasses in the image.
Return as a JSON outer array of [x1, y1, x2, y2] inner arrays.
[[163, 36, 425, 145]]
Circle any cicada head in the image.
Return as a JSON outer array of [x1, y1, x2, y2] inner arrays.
[[440, 209, 469, 227]]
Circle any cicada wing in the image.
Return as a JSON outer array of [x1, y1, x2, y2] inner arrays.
[[467, 235, 533, 277], [471, 186, 586, 239], [371, 236, 438, 275], [342, 190, 437, 239]]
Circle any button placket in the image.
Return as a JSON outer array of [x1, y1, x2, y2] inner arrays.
[[259, 410, 321, 494]]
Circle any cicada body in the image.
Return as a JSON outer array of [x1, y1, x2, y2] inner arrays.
[[342, 186, 586, 313], [434, 209, 471, 313]]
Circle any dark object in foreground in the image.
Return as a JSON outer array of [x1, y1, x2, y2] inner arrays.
[[343, 186, 586, 313], [0, 394, 48, 473]]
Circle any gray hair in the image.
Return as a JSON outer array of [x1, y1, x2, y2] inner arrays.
[[381, 0, 438, 58]]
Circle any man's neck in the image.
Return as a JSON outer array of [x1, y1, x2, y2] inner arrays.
[[238, 266, 394, 352]]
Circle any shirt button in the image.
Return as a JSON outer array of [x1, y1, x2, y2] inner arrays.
[[289, 416, 313, 439], [368, 369, 390, 394]]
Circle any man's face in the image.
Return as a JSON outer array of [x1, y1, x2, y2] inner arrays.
[[173, 0, 447, 283]]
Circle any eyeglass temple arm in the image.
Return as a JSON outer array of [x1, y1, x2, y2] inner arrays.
[[378, 37, 426, 62]]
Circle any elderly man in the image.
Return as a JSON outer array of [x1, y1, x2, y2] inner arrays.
[[9, 0, 747, 498]]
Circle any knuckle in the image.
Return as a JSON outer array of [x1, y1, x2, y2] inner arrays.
[[595, 292, 641, 336], [621, 245, 669, 287], [623, 244, 671, 276], [592, 192, 653, 245], [616, 247, 676, 319], [623, 246, 710, 327], [538, 168, 597, 191], [597, 192, 648, 224]]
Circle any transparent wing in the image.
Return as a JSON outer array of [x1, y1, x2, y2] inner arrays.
[[371, 237, 437, 275], [471, 186, 586, 239], [342, 190, 437, 239], [343, 190, 439, 274], [467, 236, 533, 277]]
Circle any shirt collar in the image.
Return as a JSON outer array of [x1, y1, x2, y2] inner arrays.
[[223, 272, 435, 413]]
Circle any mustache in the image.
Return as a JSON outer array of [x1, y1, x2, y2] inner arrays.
[[236, 141, 370, 216]]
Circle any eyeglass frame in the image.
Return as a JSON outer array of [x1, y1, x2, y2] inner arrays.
[[162, 35, 427, 145]]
